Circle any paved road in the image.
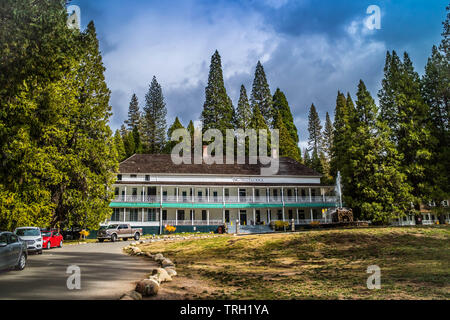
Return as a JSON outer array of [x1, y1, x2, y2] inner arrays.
[[0, 241, 155, 300]]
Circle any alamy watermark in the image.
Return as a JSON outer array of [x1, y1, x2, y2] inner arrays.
[[366, 265, 381, 290], [365, 5, 381, 30], [66, 265, 81, 290], [67, 5, 81, 30], [170, 128, 280, 176]]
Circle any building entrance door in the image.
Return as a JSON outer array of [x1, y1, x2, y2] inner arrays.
[[240, 210, 247, 225]]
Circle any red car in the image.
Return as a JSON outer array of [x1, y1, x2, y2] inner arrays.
[[41, 230, 63, 249]]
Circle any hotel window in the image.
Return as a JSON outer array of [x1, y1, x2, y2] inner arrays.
[[162, 210, 167, 221], [277, 210, 282, 220], [145, 175, 150, 181], [288, 210, 293, 220], [163, 190, 168, 201], [213, 191, 218, 202], [299, 210, 305, 220], [114, 187, 119, 196], [224, 189, 230, 198], [117, 174, 122, 181], [198, 191, 203, 201], [130, 174, 137, 179], [273, 189, 278, 199], [182, 191, 188, 202], [287, 190, 292, 197], [130, 208, 139, 222], [225, 210, 230, 223], [202, 210, 207, 221], [146, 209, 156, 221], [177, 210, 185, 221], [255, 189, 260, 199], [111, 208, 120, 221]]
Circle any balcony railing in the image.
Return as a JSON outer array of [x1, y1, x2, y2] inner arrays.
[[162, 220, 223, 226], [113, 195, 338, 204]]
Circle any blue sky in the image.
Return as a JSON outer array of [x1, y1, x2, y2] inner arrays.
[[70, 0, 447, 149]]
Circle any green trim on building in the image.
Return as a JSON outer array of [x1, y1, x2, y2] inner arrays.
[[285, 203, 337, 208]]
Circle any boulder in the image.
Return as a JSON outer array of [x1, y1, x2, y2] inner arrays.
[[154, 253, 164, 262], [131, 247, 142, 255], [151, 268, 172, 282], [165, 268, 177, 277], [120, 290, 142, 300], [161, 258, 175, 268], [135, 279, 159, 296]]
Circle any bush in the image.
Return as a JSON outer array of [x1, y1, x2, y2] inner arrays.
[[270, 220, 290, 231], [164, 225, 176, 234]]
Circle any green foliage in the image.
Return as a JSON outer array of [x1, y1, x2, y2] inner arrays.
[[0, 2, 117, 230], [201, 51, 235, 136], [236, 85, 252, 130], [251, 61, 273, 125], [166, 117, 185, 153], [114, 130, 126, 162], [142, 76, 168, 154], [273, 111, 301, 162], [124, 94, 141, 131], [249, 106, 271, 155]]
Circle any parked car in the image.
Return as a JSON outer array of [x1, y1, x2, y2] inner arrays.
[[14, 227, 43, 254], [97, 224, 142, 242], [0, 231, 27, 271], [41, 230, 63, 249]]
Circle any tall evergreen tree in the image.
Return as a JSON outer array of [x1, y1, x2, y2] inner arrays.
[[272, 88, 301, 157], [251, 61, 273, 125], [124, 93, 140, 131], [0, 2, 118, 230], [274, 111, 301, 162], [142, 76, 168, 154], [201, 51, 235, 136], [123, 131, 135, 158], [249, 106, 271, 155], [379, 51, 434, 203], [236, 85, 252, 130], [120, 124, 128, 137], [303, 148, 312, 167], [347, 80, 412, 223], [307, 104, 323, 154]]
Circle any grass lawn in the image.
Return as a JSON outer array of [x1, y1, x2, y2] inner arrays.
[[138, 226, 450, 300]]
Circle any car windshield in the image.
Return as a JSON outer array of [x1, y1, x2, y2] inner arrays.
[[16, 229, 40, 237], [42, 232, 52, 237], [107, 225, 118, 229]]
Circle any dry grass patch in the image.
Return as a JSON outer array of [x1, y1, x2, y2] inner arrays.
[[138, 226, 450, 300]]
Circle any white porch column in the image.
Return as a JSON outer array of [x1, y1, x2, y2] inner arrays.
[[192, 210, 194, 226], [310, 208, 314, 222], [208, 188, 210, 202], [237, 188, 240, 203], [124, 186, 127, 202], [223, 187, 225, 203], [160, 186, 163, 204], [253, 208, 256, 225], [207, 210, 210, 225], [281, 187, 284, 203], [252, 187, 255, 203], [282, 206, 285, 221], [322, 188, 325, 202], [175, 209, 178, 226], [309, 188, 312, 202], [222, 208, 225, 223], [176, 187, 179, 202], [296, 208, 299, 223], [142, 208, 145, 223], [191, 187, 194, 203], [142, 186, 145, 202], [267, 188, 270, 203], [123, 208, 126, 222]]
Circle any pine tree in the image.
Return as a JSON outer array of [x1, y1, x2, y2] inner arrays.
[[347, 80, 412, 223], [114, 130, 126, 162], [274, 111, 301, 162], [307, 104, 323, 154], [166, 117, 185, 153], [236, 85, 252, 130], [142, 76, 168, 154], [251, 61, 273, 125], [321, 112, 334, 182], [120, 124, 128, 137], [132, 125, 143, 154], [379, 51, 434, 203], [272, 88, 301, 158], [201, 51, 235, 135], [421, 7, 450, 220], [124, 94, 140, 131]]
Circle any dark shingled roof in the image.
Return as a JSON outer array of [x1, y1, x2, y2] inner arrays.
[[119, 154, 321, 177]]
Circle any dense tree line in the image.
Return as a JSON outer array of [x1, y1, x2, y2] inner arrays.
[[0, 1, 118, 230]]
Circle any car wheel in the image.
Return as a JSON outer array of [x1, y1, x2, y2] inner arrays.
[[16, 253, 26, 270], [111, 234, 117, 242], [59, 240, 63, 248], [46, 242, 51, 250], [134, 233, 140, 241]]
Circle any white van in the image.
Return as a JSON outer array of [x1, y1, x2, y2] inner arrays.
[[14, 227, 43, 254]]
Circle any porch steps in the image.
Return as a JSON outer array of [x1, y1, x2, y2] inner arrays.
[[227, 224, 274, 234]]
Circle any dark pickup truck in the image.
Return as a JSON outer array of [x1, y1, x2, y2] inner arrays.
[[97, 224, 142, 242]]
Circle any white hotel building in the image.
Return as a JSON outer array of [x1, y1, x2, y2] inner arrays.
[[106, 154, 338, 234]]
